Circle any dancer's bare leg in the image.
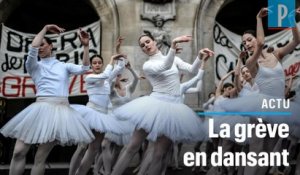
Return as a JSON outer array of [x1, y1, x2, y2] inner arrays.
[[244, 119, 264, 175], [176, 143, 182, 168], [192, 141, 202, 172], [222, 139, 235, 175], [133, 140, 149, 174], [161, 144, 173, 175], [69, 144, 88, 175], [111, 144, 123, 168], [76, 132, 104, 175], [102, 143, 123, 175], [268, 138, 283, 174], [93, 152, 103, 175], [207, 138, 221, 175], [172, 143, 179, 169], [287, 136, 298, 160], [200, 141, 214, 173], [102, 138, 113, 175], [257, 132, 278, 175], [111, 129, 148, 175], [31, 141, 56, 175], [147, 136, 172, 175], [9, 140, 31, 175], [137, 142, 154, 175], [236, 145, 247, 175]]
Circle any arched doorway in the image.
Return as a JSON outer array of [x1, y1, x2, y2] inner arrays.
[[5, 0, 99, 33], [216, 0, 284, 36]]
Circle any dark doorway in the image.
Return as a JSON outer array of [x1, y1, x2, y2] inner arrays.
[[5, 0, 99, 33], [216, 0, 292, 36]]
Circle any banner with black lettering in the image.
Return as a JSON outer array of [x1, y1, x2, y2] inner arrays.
[[0, 21, 100, 98], [213, 22, 300, 89]]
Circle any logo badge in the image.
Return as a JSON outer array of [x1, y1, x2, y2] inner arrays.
[[268, 0, 295, 28]]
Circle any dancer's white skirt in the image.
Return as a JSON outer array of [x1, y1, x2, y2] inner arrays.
[[216, 93, 300, 141], [113, 92, 208, 142], [217, 94, 294, 125], [209, 98, 250, 144], [105, 133, 132, 146], [104, 112, 135, 146], [1, 97, 94, 145], [71, 102, 132, 135]]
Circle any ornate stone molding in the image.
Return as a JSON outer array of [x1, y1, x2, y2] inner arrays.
[[140, 0, 176, 27], [144, 0, 172, 4]]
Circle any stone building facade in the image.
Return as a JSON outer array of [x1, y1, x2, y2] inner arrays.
[[0, 0, 232, 109]]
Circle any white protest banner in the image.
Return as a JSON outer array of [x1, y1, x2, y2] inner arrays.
[[213, 22, 300, 88], [0, 21, 101, 98]]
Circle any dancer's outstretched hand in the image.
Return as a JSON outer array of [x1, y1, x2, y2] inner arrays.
[[199, 48, 214, 61], [174, 45, 183, 54], [116, 36, 125, 54], [257, 7, 268, 18], [78, 28, 90, 47], [172, 35, 192, 43], [171, 35, 192, 49], [45, 24, 65, 34], [296, 7, 300, 14]]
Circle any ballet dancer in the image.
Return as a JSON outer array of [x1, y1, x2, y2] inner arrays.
[[0, 24, 95, 175], [69, 53, 127, 175], [217, 7, 300, 175], [111, 33, 208, 175]]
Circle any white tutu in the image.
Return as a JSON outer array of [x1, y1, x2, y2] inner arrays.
[[0, 97, 94, 145], [216, 93, 300, 141], [209, 96, 250, 144], [113, 92, 208, 142], [71, 102, 132, 135], [103, 113, 135, 146], [217, 93, 291, 123], [105, 133, 132, 146]]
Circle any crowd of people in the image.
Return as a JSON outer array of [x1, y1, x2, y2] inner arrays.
[[1, 6, 300, 175]]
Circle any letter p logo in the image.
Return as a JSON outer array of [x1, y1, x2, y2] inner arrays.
[[268, 0, 295, 28], [278, 4, 288, 26]]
